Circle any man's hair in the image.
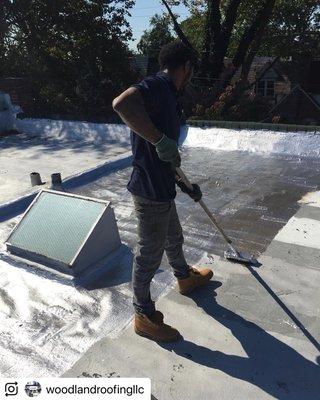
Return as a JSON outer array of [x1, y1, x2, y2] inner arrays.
[[158, 40, 198, 71]]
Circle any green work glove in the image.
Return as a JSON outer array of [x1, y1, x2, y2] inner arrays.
[[154, 134, 181, 169]]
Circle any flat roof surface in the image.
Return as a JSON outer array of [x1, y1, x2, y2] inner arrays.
[[0, 132, 130, 204], [65, 149, 320, 399], [74, 146, 320, 258], [0, 129, 319, 398]]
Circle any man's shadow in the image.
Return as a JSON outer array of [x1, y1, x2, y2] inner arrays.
[[159, 281, 320, 399]]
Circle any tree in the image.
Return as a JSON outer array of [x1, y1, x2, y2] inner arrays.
[[168, 1, 320, 77], [1, 0, 136, 120], [137, 14, 175, 58], [164, 0, 276, 84], [261, 0, 320, 58], [180, 11, 205, 53]]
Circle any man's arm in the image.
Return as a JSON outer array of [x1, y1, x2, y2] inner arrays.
[[112, 86, 181, 169], [112, 87, 162, 144]]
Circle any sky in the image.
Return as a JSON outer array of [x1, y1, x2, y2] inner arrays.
[[127, 0, 190, 51]]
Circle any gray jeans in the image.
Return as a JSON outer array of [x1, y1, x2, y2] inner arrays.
[[132, 195, 190, 316]]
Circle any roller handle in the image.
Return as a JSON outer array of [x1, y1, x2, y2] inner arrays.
[[175, 167, 235, 248]]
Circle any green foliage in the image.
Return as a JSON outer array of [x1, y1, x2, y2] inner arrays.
[[259, 0, 320, 58], [137, 14, 175, 58], [178, 0, 320, 58], [193, 86, 271, 122], [180, 11, 205, 53], [167, 0, 206, 13], [224, 0, 320, 58], [1, 0, 136, 120]]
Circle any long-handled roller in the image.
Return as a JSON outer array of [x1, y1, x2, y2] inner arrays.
[[176, 167, 259, 266]]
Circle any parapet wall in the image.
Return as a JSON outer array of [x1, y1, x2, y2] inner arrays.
[[16, 118, 130, 145], [181, 126, 320, 158], [15, 118, 320, 158]]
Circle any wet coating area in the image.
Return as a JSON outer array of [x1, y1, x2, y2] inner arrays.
[[73, 146, 320, 264]]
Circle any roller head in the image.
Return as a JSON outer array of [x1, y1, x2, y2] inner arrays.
[[224, 249, 259, 266]]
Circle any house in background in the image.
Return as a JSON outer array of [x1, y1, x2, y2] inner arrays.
[[268, 85, 320, 125], [268, 57, 320, 125], [255, 61, 291, 104], [227, 55, 320, 125], [230, 57, 292, 106]]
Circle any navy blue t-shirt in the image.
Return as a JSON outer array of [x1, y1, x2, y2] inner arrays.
[[127, 72, 182, 202]]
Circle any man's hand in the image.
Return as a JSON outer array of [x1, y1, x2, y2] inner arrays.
[[176, 179, 202, 202], [154, 135, 181, 169]]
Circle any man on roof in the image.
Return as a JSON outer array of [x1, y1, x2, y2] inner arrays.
[[112, 40, 213, 342]]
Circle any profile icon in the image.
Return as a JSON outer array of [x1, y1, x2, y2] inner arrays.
[[25, 381, 41, 397]]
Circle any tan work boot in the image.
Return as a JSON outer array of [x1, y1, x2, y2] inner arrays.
[[134, 311, 181, 342], [178, 266, 213, 295]]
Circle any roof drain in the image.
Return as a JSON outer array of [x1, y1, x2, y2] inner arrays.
[[30, 172, 44, 187], [51, 172, 64, 191]]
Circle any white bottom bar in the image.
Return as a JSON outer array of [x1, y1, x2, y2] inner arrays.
[[1, 378, 151, 400]]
